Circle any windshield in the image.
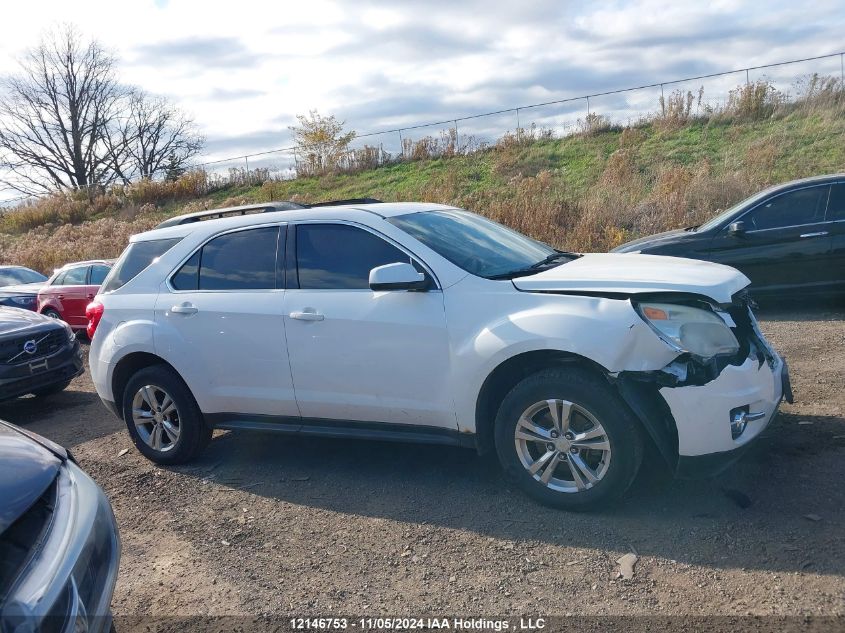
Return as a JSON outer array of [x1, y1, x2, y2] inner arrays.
[[697, 188, 774, 232], [0, 267, 47, 286], [388, 209, 557, 278]]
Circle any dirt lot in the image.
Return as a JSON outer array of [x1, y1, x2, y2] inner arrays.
[[1, 301, 844, 619]]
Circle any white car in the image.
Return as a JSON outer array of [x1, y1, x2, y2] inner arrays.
[[87, 200, 791, 509]]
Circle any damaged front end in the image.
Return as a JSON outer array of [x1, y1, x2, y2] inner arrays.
[[613, 291, 793, 477]]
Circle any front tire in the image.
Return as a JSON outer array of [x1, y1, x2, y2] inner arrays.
[[122, 364, 211, 464], [43, 309, 62, 321], [494, 367, 643, 510]]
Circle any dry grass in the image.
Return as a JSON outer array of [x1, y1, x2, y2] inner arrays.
[[2, 75, 844, 267], [0, 213, 160, 273]]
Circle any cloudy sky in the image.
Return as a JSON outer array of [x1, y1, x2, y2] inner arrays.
[[1, 0, 844, 181]]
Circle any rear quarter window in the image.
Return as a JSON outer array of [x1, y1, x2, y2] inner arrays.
[[101, 238, 182, 293]]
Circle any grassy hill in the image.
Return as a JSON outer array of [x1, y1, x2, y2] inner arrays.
[[2, 83, 844, 274]]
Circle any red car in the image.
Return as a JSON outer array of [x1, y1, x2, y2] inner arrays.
[[38, 260, 114, 330]]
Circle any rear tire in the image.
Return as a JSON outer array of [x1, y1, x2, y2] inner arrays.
[[494, 366, 643, 510], [122, 364, 211, 464]]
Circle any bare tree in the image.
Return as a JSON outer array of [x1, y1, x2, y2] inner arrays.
[[110, 90, 204, 183], [289, 110, 355, 176], [0, 25, 127, 195]]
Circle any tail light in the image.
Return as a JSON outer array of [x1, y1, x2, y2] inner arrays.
[[86, 301, 104, 339]]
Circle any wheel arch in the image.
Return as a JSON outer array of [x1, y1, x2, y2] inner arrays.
[[474, 349, 609, 456], [473, 349, 679, 470], [111, 351, 181, 410]]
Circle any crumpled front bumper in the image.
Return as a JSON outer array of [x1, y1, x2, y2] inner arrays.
[[667, 354, 789, 477], [615, 303, 792, 478]]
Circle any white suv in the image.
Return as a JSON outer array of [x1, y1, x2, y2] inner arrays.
[[88, 200, 791, 509]]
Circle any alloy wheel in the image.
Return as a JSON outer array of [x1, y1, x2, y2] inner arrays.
[[131, 384, 181, 452], [513, 399, 612, 493]]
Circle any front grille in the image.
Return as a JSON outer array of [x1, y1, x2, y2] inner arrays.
[[0, 328, 68, 365], [0, 477, 57, 600]]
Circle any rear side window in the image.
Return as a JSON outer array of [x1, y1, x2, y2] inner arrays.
[[89, 265, 111, 285], [101, 238, 182, 293], [743, 186, 829, 231], [171, 226, 281, 291], [827, 184, 845, 221], [295, 224, 412, 289], [53, 266, 87, 286]]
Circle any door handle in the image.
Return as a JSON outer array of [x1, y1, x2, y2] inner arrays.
[[289, 309, 324, 321], [86, 294, 95, 300], [799, 231, 828, 238], [171, 303, 198, 315], [57, 294, 64, 299]]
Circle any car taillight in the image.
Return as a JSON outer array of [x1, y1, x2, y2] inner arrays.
[[86, 301, 104, 339]]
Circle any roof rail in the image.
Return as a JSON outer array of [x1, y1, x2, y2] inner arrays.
[[154, 198, 385, 229], [307, 197, 383, 208], [155, 201, 305, 228]]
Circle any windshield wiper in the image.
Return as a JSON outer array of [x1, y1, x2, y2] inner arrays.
[[529, 251, 575, 269], [488, 251, 577, 280]]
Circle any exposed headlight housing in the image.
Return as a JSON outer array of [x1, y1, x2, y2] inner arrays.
[[634, 301, 740, 360]]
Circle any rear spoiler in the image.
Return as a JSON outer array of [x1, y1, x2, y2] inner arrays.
[[155, 198, 384, 229]]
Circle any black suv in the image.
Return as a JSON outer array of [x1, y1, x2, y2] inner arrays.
[[0, 308, 83, 401], [612, 174, 845, 297]]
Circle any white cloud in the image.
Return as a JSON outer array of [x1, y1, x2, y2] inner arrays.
[[0, 0, 843, 186]]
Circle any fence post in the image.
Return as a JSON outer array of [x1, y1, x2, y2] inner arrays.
[[454, 120, 459, 152], [746, 68, 750, 85], [515, 107, 521, 140], [244, 156, 250, 184], [586, 96, 591, 131], [398, 129, 403, 159], [660, 84, 665, 115], [841, 53, 844, 86]]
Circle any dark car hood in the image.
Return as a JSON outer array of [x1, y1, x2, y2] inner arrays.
[[0, 307, 55, 335], [0, 282, 44, 296], [611, 228, 692, 253], [0, 421, 62, 534]]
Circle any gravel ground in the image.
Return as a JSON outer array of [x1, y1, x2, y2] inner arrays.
[[1, 301, 843, 620]]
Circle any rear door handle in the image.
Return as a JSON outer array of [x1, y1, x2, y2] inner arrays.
[[57, 294, 64, 299], [799, 231, 828, 238], [171, 303, 198, 315], [290, 309, 324, 321], [86, 294, 95, 300]]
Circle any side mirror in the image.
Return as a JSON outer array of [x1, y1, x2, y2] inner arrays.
[[728, 221, 746, 237], [369, 262, 428, 291]]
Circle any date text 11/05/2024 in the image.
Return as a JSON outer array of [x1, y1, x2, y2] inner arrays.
[[289, 617, 547, 630]]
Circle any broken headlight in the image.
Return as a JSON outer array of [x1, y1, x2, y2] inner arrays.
[[634, 301, 740, 360]]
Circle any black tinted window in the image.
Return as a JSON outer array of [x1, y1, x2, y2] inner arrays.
[[826, 184, 845, 221], [89, 265, 111, 285], [102, 238, 182, 293], [744, 186, 829, 230], [173, 227, 280, 291], [171, 251, 200, 291], [296, 224, 411, 289], [55, 266, 87, 285]]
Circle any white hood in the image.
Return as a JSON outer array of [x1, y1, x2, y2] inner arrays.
[[512, 253, 750, 304]]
